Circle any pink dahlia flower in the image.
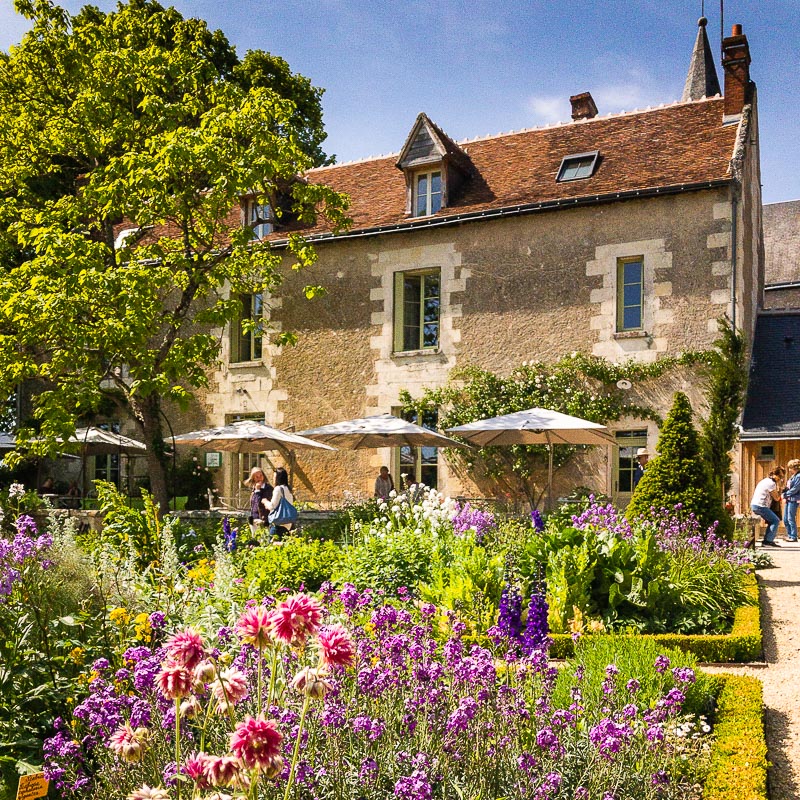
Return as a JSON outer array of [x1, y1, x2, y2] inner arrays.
[[109, 722, 148, 763], [166, 627, 206, 669], [230, 715, 283, 771], [127, 786, 170, 800], [180, 695, 202, 719], [236, 605, 272, 649], [212, 666, 249, 712], [182, 752, 212, 789], [317, 623, 355, 669], [193, 659, 217, 687], [291, 666, 333, 699], [269, 593, 322, 646], [205, 754, 249, 789], [157, 660, 193, 700]]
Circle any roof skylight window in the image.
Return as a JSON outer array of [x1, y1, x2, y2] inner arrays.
[[556, 151, 599, 182]]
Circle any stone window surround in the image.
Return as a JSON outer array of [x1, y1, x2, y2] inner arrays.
[[588, 238, 674, 361]]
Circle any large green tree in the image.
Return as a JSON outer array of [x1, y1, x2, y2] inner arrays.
[[627, 391, 732, 536], [0, 0, 348, 508]]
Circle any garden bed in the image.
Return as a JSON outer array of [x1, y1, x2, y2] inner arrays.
[[546, 573, 762, 663]]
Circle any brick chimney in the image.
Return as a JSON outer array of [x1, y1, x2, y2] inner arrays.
[[570, 92, 598, 121], [722, 23, 751, 117]]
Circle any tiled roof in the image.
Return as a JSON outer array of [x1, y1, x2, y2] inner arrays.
[[742, 313, 800, 439], [296, 97, 738, 238]]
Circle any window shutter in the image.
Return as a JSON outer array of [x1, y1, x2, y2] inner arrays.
[[393, 272, 404, 352]]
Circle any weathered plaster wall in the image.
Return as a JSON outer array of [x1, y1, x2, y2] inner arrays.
[[205, 187, 740, 504]]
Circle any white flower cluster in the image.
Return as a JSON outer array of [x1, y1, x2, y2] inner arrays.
[[365, 484, 457, 540], [8, 482, 25, 499]]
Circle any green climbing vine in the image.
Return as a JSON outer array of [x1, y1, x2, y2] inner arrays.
[[400, 350, 712, 508]]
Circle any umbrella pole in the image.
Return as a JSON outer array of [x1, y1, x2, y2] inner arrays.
[[547, 440, 554, 511]]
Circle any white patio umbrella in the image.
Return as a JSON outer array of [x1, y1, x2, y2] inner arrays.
[[446, 408, 616, 507], [0, 433, 15, 450], [170, 420, 336, 455], [298, 413, 468, 449]]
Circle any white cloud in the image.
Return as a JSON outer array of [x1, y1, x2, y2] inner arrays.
[[526, 95, 566, 125]]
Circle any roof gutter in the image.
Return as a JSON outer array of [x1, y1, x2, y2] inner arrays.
[[269, 178, 732, 248]]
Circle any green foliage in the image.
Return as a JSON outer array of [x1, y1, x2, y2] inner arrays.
[[627, 392, 731, 537], [401, 352, 707, 507], [701, 318, 748, 501], [703, 674, 768, 800], [553, 635, 718, 718], [547, 573, 762, 662], [335, 528, 435, 595], [419, 533, 505, 633], [244, 537, 343, 595], [0, 0, 349, 508], [94, 480, 161, 564]]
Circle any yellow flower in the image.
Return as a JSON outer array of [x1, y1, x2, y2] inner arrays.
[[69, 646, 85, 665], [109, 607, 131, 626], [133, 612, 152, 642]]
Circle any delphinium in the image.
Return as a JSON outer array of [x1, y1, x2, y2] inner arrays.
[[45, 585, 712, 800], [571, 496, 633, 539], [531, 508, 545, 533]]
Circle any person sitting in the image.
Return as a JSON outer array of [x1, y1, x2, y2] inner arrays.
[[751, 466, 786, 547], [39, 477, 55, 494], [374, 465, 394, 501], [63, 480, 82, 509]]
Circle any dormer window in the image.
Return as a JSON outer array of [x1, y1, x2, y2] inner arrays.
[[396, 113, 473, 218], [556, 151, 600, 182], [414, 171, 442, 217], [244, 198, 273, 240]]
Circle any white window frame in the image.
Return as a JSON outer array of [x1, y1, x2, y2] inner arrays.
[[244, 198, 273, 240], [413, 170, 443, 217]]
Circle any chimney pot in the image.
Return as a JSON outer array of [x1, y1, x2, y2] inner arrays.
[[722, 23, 751, 117], [569, 92, 598, 121]]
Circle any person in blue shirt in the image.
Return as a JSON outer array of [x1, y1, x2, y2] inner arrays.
[[782, 459, 800, 542]]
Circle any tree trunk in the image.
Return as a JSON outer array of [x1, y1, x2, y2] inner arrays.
[[130, 395, 170, 514]]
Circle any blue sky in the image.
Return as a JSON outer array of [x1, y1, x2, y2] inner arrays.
[[0, 0, 797, 204]]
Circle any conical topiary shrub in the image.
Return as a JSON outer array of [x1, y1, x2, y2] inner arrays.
[[626, 392, 731, 536]]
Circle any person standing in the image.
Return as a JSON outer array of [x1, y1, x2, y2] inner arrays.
[[632, 448, 649, 489], [374, 465, 394, 501], [783, 459, 800, 542], [246, 466, 272, 538], [267, 467, 296, 541], [750, 466, 786, 547]]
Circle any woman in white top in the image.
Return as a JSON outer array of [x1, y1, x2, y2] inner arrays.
[[750, 466, 785, 547], [267, 467, 295, 540]]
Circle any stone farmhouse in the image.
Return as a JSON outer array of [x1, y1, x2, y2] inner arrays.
[[190, 18, 763, 509]]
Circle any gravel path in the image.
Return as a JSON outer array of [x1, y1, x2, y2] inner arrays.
[[704, 543, 800, 799]]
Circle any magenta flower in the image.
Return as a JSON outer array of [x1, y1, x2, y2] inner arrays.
[[317, 623, 355, 669], [182, 753, 211, 789], [236, 604, 272, 649], [269, 593, 322, 646], [108, 723, 148, 763], [156, 661, 193, 700], [205, 754, 248, 789], [212, 667, 249, 712], [230, 715, 283, 772], [165, 628, 206, 670]]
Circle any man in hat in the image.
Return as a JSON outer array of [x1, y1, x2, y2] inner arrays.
[[633, 447, 650, 489]]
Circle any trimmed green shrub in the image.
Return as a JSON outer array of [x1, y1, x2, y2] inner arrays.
[[627, 392, 731, 537], [244, 537, 343, 595], [703, 674, 768, 800]]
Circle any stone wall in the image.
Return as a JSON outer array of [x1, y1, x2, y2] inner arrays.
[[204, 185, 753, 505]]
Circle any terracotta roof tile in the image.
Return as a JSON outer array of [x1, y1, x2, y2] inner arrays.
[[296, 97, 737, 237]]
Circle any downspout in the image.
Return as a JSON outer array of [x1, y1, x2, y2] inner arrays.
[[730, 187, 738, 331]]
